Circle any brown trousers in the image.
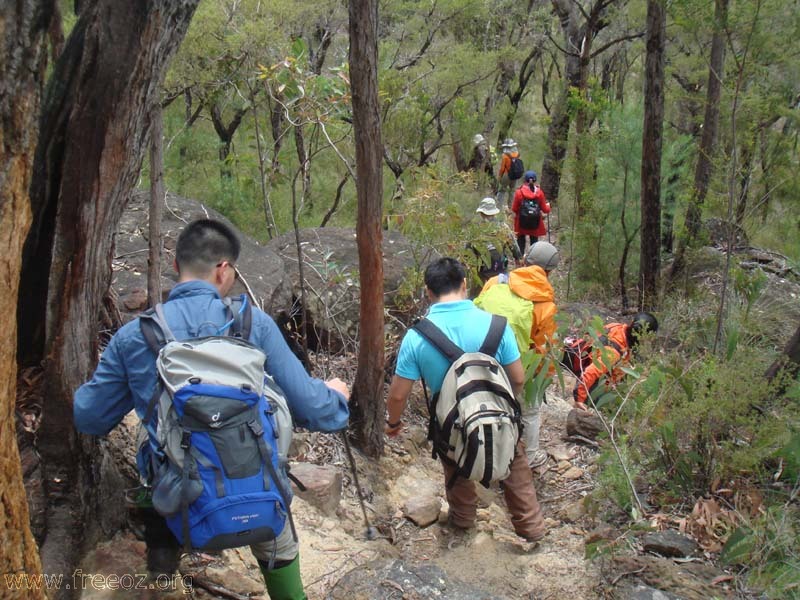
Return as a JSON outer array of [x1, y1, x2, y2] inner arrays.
[[443, 441, 544, 539]]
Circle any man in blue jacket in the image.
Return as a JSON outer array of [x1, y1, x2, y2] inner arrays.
[[74, 219, 349, 599]]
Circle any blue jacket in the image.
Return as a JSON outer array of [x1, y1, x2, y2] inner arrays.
[[74, 281, 349, 475]]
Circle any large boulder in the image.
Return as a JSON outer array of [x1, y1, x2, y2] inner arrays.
[[266, 227, 418, 349], [113, 191, 292, 322]]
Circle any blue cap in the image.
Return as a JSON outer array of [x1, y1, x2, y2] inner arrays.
[[524, 170, 537, 182]]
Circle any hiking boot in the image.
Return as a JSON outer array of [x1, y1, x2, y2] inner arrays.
[[527, 449, 549, 470], [518, 530, 545, 544], [446, 513, 475, 532]]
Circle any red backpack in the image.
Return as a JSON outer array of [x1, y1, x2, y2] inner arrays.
[[560, 336, 594, 376], [560, 334, 623, 376]]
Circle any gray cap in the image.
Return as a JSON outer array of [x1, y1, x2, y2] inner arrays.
[[472, 133, 486, 146], [525, 241, 559, 271], [476, 197, 500, 216]]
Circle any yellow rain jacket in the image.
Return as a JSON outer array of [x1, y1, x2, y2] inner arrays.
[[476, 265, 557, 354]]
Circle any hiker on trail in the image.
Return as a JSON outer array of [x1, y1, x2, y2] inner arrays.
[[471, 197, 522, 282], [512, 171, 550, 256], [572, 313, 659, 410], [385, 257, 546, 543], [497, 138, 524, 209], [74, 219, 350, 600], [475, 242, 560, 470], [467, 133, 496, 186]]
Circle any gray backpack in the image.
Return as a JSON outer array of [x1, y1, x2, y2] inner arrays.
[[413, 316, 522, 488], [139, 297, 295, 551]]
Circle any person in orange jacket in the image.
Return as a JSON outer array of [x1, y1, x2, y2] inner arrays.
[[512, 171, 550, 256], [477, 241, 560, 469], [573, 313, 659, 410], [497, 138, 523, 209]]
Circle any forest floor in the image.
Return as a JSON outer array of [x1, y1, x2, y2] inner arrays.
[[74, 381, 617, 600]]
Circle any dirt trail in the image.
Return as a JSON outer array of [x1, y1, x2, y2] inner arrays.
[[78, 382, 603, 599]]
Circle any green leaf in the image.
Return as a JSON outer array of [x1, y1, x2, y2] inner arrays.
[[620, 366, 641, 379], [595, 392, 616, 410], [720, 527, 755, 565], [290, 37, 307, 60]]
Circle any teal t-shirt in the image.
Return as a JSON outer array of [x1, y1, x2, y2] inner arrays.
[[395, 299, 521, 394]]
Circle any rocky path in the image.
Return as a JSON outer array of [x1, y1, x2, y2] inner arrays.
[[77, 384, 609, 600]]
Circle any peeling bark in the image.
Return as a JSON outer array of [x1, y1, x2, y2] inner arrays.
[[17, 1, 198, 594], [0, 2, 54, 594]]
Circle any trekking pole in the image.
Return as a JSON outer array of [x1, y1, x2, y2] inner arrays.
[[547, 213, 551, 243], [341, 431, 378, 540]]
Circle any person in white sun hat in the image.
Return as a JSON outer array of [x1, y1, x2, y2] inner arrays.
[[471, 197, 521, 283]]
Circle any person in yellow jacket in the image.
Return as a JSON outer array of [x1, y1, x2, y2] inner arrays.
[[475, 241, 559, 469]]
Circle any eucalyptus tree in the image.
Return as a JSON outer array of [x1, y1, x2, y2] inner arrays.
[[669, 0, 729, 280], [349, 0, 385, 456], [539, 0, 644, 209], [639, 0, 666, 310], [17, 1, 198, 590], [1, 2, 54, 593]]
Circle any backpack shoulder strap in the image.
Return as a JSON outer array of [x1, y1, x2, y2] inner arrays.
[[139, 303, 176, 353], [478, 314, 507, 357], [223, 295, 253, 340], [412, 318, 464, 364], [599, 334, 623, 356]]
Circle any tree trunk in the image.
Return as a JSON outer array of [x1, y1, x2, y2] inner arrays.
[[671, 0, 728, 280], [496, 48, 542, 144], [539, 1, 582, 205], [0, 2, 54, 594], [17, 1, 198, 593], [639, 0, 666, 311], [349, 0, 385, 458], [210, 103, 247, 178], [765, 322, 800, 389], [295, 125, 312, 209], [735, 134, 755, 226], [566, 409, 604, 440], [148, 103, 164, 307]]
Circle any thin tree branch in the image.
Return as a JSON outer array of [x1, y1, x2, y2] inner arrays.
[[589, 31, 644, 59]]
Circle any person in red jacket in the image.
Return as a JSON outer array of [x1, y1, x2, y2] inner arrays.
[[573, 313, 658, 409], [512, 171, 550, 256]]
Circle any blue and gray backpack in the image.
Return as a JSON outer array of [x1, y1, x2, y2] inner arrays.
[[139, 296, 295, 552]]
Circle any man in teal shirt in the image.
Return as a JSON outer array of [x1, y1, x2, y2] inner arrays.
[[386, 258, 545, 542]]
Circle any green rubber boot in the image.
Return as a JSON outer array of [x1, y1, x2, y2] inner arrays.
[[259, 554, 307, 600]]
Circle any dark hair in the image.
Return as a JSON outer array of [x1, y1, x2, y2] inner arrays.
[[175, 219, 241, 276], [424, 257, 466, 297], [627, 312, 659, 347]]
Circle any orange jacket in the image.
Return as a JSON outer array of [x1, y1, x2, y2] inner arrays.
[[482, 265, 556, 354], [573, 323, 631, 404], [498, 151, 519, 177]]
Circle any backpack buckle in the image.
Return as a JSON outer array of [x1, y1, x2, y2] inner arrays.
[[248, 420, 264, 437], [180, 431, 191, 450]]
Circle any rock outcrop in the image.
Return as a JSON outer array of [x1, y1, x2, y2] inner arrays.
[[114, 191, 292, 322]]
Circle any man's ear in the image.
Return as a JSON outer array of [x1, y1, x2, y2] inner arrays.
[[425, 287, 435, 301], [173, 258, 179, 273]]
